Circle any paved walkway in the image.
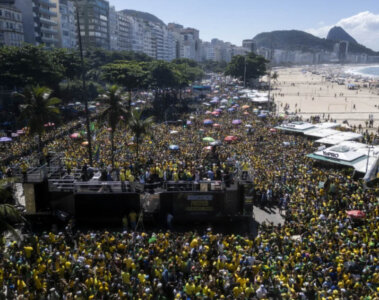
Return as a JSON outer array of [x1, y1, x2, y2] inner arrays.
[[252, 205, 285, 226]]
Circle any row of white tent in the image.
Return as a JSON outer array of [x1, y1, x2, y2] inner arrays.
[[238, 89, 270, 104], [276, 121, 379, 181]]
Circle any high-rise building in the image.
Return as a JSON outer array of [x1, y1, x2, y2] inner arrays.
[[108, 5, 117, 50], [242, 39, 256, 53], [0, 2, 24, 47], [76, 0, 110, 50], [115, 11, 130, 51], [52, 0, 77, 48], [167, 23, 184, 59], [14, 0, 59, 48], [119, 10, 174, 61], [181, 28, 201, 61]]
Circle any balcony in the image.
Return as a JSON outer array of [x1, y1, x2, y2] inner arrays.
[[38, 7, 57, 18], [35, 0, 57, 8], [39, 17, 57, 27], [40, 27, 57, 35], [41, 36, 59, 44]]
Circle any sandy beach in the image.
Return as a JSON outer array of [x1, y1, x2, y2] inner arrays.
[[273, 66, 379, 130]]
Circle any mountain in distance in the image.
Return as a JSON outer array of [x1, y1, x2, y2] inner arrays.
[[120, 9, 165, 26], [252, 30, 377, 55], [326, 26, 357, 44]]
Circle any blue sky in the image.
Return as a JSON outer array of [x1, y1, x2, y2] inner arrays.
[[111, 0, 379, 50]]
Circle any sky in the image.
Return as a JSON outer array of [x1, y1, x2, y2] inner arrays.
[[111, 0, 379, 51]]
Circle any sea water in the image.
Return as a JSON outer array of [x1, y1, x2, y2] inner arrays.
[[347, 65, 379, 78]]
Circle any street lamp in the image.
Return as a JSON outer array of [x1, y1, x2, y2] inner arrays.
[[74, 0, 93, 166], [366, 145, 374, 174], [243, 55, 247, 88]]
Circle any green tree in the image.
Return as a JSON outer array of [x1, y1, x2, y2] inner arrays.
[[128, 109, 154, 161], [200, 60, 227, 73], [0, 45, 64, 89], [97, 85, 127, 167], [16, 86, 61, 153], [51, 48, 82, 81], [225, 52, 268, 85], [101, 61, 148, 107]]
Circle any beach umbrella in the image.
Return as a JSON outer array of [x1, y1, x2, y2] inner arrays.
[[189, 116, 195, 120], [203, 119, 213, 125], [233, 104, 240, 108], [224, 135, 237, 142], [213, 123, 221, 128], [211, 111, 220, 116], [253, 108, 259, 113], [210, 99, 219, 104], [228, 108, 235, 112], [220, 99, 228, 104], [270, 128, 277, 133], [210, 140, 222, 146], [220, 105, 226, 109], [215, 108, 222, 112], [203, 102, 211, 106], [70, 133, 80, 139], [346, 210, 366, 219], [242, 105, 250, 109], [212, 96, 219, 101], [258, 113, 267, 118], [232, 119, 242, 125], [0, 137, 12, 142], [245, 124, 253, 128], [243, 111, 249, 115], [233, 96, 239, 100], [169, 145, 179, 150], [148, 236, 157, 244], [203, 146, 213, 151], [17, 129, 25, 135], [82, 141, 89, 146], [186, 120, 192, 126], [202, 137, 215, 142], [170, 130, 179, 135], [205, 110, 212, 115], [11, 133, 18, 138]]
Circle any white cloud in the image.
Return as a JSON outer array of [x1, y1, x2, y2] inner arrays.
[[306, 11, 379, 51]]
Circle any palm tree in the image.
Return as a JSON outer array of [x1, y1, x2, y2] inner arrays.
[[271, 71, 279, 83], [128, 109, 154, 161], [15, 86, 61, 154], [0, 179, 25, 242], [98, 85, 127, 167]]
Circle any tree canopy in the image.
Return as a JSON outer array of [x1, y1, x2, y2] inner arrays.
[[225, 52, 268, 83]]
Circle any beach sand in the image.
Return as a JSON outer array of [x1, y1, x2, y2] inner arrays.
[[273, 67, 379, 130]]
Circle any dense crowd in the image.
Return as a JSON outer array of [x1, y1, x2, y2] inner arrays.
[[1, 81, 378, 299]]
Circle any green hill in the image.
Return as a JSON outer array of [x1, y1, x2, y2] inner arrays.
[[252, 30, 377, 55], [326, 26, 357, 44]]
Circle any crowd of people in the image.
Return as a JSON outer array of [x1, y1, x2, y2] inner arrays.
[[0, 77, 378, 298]]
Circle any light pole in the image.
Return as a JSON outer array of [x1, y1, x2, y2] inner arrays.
[[366, 145, 374, 174], [74, 0, 93, 166], [243, 55, 247, 88]]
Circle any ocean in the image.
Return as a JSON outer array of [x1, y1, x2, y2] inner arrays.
[[347, 65, 379, 78]]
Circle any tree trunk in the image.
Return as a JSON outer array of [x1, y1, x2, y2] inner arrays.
[[128, 89, 132, 108], [111, 129, 115, 168], [136, 137, 139, 163]]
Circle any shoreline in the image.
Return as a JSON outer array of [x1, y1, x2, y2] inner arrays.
[[272, 65, 379, 131]]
